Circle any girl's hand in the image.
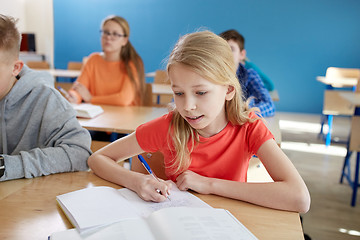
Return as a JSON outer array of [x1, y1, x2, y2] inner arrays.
[[66, 90, 79, 103], [72, 82, 92, 103], [134, 175, 172, 202], [176, 170, 212, 194]]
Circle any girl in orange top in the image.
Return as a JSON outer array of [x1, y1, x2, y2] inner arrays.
[[67, 15, 145, 106], [88, 31, 310, 213]]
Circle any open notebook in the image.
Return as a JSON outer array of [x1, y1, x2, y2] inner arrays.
[[50, 207, 258, 240], [71, 104, 103, 118], [56, 182, 212, 234]]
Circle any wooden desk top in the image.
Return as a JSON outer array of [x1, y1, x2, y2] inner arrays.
[[145, 71, 156, 78], [152, 83, 173, 95], [78, 105, 169, 134], [152, 83, 280, 102], [317, 76, 358, 88], [0, 171, 303, 240], [45, 69, 81, 78], [77, 105, 281, 146]]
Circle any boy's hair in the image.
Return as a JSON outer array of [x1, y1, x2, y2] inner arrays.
[[219, 29, 245, 51], [166, 30, 255, 175], [0, 14, 21, 59], [101, 15, 145, 105]]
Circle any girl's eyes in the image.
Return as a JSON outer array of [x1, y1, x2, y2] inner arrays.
[[173, 91, 207, 96]]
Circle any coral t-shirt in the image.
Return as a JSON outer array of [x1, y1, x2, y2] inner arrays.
[[136, 112, 274, 182], [71, 53, 140, 106]]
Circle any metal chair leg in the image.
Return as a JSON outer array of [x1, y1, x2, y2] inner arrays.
[[325, 115, 333, 147], [340, 151, 352, 184], [351, 152, 360, 207], [318, 114, 326, 139]]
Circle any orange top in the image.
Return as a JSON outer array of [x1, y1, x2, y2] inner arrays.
[[70, 53, 140, 106], [136, 112, 274, 182]]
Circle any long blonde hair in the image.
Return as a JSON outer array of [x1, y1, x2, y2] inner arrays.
[[166, 30, 257, 175], [102, 15, 145, 105]]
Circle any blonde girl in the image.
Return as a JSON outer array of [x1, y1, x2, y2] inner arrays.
[[88, 31, 310, 213]]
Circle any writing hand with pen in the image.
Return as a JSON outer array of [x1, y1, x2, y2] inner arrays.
[[58, 82, 92, 104], [71, 82, 92, 103], [137, 155, 172, 202]]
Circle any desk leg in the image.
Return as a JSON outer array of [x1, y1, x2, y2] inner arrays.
[[325, 115, 333, 147], [341, 106, 360, 206], [352, 153, 360, 206], [340, 151, 352, 184]]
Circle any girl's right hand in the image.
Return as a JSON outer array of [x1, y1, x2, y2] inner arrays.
[[66, 90, 79, 103], [135, 175, 172, 202], [72, 82, 92, 103]]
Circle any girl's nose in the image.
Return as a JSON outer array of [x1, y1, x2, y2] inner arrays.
[[184, 96, 196, 111]]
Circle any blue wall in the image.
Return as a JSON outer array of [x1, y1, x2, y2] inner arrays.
[[53, 0, 360, 114]]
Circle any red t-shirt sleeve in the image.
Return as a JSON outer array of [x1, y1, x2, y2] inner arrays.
[[246, 113, 275, 155], [135, 113, 172, 152]]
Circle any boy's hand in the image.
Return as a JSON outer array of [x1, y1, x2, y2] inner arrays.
[[176, 170, 211, 194]]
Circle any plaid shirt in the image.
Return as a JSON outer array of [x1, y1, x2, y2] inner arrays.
[[237, 64, 275, 117]]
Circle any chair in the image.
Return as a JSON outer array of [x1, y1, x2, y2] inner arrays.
[[91, 140, 110, 152], [340, 115, 360, 206], [142, 83, 153, 107], [154, 70, 169, 83], [130, 151, 168, 180], [340, 81, 360, 206], [55, 82, 72, 92], [67, 61, 83, 70], [153, 70, 173, 106], [26, 61, 50, 69], [82, 56, 89, 65], [319, 67, 360, 146], [63, 61, 83, 82]]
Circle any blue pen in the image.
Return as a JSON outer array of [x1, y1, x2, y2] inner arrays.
[[137, 155, 170, 200], [57, 86, 70, 99]]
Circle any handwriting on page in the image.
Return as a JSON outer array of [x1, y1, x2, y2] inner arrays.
[[118, 183, 211, 217], [142, 197, 196, 213]]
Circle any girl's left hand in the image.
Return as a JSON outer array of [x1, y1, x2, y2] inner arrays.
[[176, 170, 212, 194]]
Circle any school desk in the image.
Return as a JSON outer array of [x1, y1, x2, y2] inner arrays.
[[145, 71, 156, 78], [316, 76, 358, 88], [0, 171, 304, 240], [81, 104, 280, 183], [317, 74, 359, 146], [339, 92, 360, 206], [77, 105, 281, 146], [152, 83, 280, 105], [44, 69, 81, 78], [77, 105, 169, 134]]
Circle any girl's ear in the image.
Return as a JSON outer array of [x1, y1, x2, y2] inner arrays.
[[12, 60, 24, 76], [122, 36, 129, 47], [225, 85, 235, 101]]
